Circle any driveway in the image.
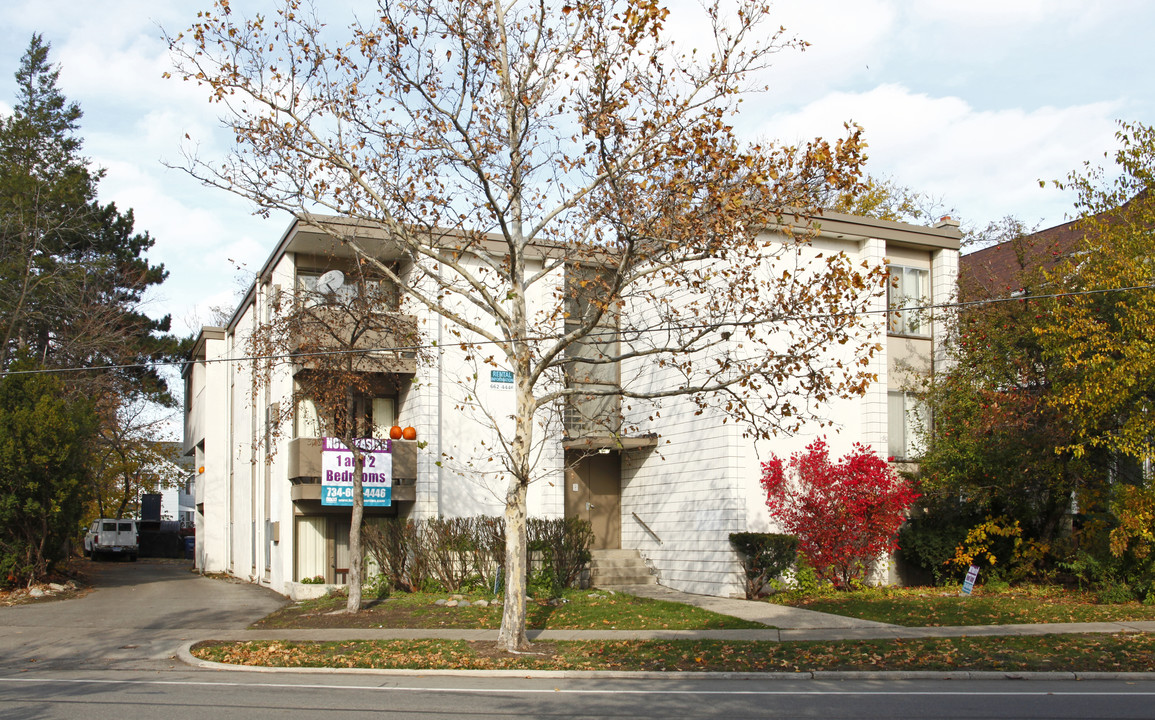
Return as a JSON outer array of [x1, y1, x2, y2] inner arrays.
[[0, 559, 285, 671]]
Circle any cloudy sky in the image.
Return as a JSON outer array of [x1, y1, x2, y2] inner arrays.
[[0, 0, 1150, 337]]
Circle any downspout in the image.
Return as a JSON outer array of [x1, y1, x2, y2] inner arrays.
[[226, 332, 234, 573], [436, 263, 444, 518], [251, 303, 259, 580]]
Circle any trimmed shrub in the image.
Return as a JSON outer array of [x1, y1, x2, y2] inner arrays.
[[729, 532, 799, 598]]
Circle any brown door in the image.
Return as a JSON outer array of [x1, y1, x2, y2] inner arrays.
[[564, 451, 621, 550]]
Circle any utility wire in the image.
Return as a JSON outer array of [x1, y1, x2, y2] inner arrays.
[[1, 281, 1153, 378]]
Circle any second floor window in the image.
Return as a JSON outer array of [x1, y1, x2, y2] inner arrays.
[[297, 273, 398, 310], [295, 395, 396, 439], [888, 265, 930, 336]]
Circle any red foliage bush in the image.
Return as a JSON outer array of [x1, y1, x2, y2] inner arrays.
[[761, 438, 918, 588]]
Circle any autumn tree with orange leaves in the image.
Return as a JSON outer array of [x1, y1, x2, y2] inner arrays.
[[168, 0, 884, 651]]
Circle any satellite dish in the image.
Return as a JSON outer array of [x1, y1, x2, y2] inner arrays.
[[315, 270, 345, 295]]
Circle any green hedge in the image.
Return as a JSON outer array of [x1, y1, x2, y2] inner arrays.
[[729, 532, 798, 598]]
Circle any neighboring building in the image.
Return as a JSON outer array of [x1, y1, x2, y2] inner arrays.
[[960, 217, 1084, 300], [183, 212, 960, 598], [157, 442, 197, 529]]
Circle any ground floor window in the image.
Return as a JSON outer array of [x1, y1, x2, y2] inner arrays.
[[295, 516, 350, 583], [294, 515, 391, 583]]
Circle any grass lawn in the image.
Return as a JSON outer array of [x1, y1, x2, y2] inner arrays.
[[773, 585, 1155, 626], [192, 633, 1155, 673], [253, 588, 765, 631]]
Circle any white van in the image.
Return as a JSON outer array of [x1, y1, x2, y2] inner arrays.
[[84, 519, 139, 561]]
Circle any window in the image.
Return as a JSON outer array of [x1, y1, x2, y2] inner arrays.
[[297, 273, 396, 310], [294, 395, 396, 439], [370, 397, 395, 439], [295, 398, 321, 438], [888, 391, 929, 461], [887, 265, 930, 336]]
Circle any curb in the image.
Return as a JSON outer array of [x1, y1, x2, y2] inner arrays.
[[177, 640, 1155, 682]]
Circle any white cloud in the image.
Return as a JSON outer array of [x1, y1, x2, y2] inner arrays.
[[760, 84, 1120, 227], [745, 0, 897, 106], [2, 0, 1151, 339], [907, 0, 1107, 27]]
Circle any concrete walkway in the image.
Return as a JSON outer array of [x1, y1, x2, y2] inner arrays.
[[615, 583, 895, 630]]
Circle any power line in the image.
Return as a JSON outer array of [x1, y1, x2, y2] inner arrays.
[[1, 281, 1152, 378]]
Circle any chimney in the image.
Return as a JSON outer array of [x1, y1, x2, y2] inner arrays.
[[934, 215, 960, 229]]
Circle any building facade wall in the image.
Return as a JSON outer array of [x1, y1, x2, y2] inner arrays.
[[186, 214, 960, 598]]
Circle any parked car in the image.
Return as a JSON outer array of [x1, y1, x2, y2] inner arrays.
[[84, 519, 139, 561]]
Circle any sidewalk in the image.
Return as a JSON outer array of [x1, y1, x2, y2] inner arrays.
[[180, 584, 1155, 679], [199, 583, 1155, 645]]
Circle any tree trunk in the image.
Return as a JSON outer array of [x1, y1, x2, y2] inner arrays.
[[346, 387, 364, 613], [497, 477, 530, 651], [496, 368, 535, 652], [347, 445, 364, 613]]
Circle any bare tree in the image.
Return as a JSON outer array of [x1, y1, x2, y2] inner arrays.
[[168, 0, 881, 651]]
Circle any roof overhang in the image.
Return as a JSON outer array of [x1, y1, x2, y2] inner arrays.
[[562, 435, 659, 451]]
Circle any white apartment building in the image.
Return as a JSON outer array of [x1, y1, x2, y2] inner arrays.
[[183, 211, 960, 598]]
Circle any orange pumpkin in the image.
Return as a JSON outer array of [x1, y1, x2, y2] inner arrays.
[[388, 426, 403, 440], [402, 426, 417, 441]]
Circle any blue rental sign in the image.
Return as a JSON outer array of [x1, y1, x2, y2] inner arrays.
[[320, 437, 393, 506], [490, 370, 514, 390]]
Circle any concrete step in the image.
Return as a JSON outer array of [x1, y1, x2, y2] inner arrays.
[[590, 549, 643, 561], [591, 569, 656, 586], [589, 549, 655, 587]]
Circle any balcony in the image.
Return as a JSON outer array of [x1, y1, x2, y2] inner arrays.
[[291, 309, 418, 375], [563, 393, 621, 438]]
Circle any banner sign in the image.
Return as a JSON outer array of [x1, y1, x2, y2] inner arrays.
[[321, 437, 393, 506]]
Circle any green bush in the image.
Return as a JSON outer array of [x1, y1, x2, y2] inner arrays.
[[1097, 581, 1135, 605], [728, 532, 798, 598], [896, 496, 987, 585], [362, 572, 390, 598], [0, 359, 97, 584], [791, 556, 825, 595], [528, 517, 594, 597]]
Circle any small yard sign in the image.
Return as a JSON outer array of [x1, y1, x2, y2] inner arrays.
[[961, 564, 980, 596], [321, 437, 393, 506]]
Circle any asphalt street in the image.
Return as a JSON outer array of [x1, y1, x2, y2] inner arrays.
[[2, 561, 1154, 719], [3, 670, 1155, 720]]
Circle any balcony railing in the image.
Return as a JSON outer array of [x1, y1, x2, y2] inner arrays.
[[290, 310, 418, 375]]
